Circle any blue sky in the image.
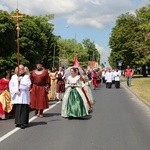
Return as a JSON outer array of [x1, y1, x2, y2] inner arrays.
[[0, 0, 149, 66]]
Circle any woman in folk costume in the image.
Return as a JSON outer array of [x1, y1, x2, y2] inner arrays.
[[9, 65, 31, 129], [48, 67, 57, 101], [76, 67, 93, 110], [30, 60, 50, 118], [81, 70, 94, 106], [91, 69, 98, 90], [61, 68, 89, 118], [56, 66, 65, 101], [0, 70, 12, 119]]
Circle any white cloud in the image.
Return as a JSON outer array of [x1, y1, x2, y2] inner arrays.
[[95, 43, 111, 65], [95, 43, 103, 54], [0, 0, 149, 29]]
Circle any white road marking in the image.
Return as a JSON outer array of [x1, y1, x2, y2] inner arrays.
[[0, 101, 61, 143]]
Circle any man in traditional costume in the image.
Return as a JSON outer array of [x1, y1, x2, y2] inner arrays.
[[30, 61, 50, 118], [9, 65, 31, 129]]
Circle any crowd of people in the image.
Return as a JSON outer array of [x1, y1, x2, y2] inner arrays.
[[0, 62, 132, 129]]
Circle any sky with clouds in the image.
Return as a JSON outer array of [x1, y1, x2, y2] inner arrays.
[[0, 0, 149, 66]]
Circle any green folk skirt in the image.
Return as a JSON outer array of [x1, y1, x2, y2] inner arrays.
[[67, 88, 87, 118]]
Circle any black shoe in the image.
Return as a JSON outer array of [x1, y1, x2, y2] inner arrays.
[[23, 124, 28, 128], [34, 110, 38, 116], [16, 124, 21, 127], [88, 109, 93, 113], [68, 116, 73, 120], [20, 124, 25, 129]]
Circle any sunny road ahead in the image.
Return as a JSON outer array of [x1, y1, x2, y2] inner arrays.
[[1, 83, 150, 150]]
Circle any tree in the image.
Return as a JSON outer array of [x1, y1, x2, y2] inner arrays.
[[58, 39, 88, 67], [82, 38, 100, 63], [0, 10, 17, 74], [109, 4, 150, 71]]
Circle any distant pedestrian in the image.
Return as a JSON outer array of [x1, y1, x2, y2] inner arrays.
[[9, 65, 31, 129], [125, 66, 133, 87]]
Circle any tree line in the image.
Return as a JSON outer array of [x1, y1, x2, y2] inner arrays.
[[0, 10, 100, 76], [108, 4, 150, 75]]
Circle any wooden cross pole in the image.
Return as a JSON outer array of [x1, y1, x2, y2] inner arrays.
[[12, 9, 23, 75]]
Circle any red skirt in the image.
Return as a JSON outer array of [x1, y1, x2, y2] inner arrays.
[[56, 81, 65, 93]]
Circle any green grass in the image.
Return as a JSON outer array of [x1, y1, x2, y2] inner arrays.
[[122, 76, 150, 103]]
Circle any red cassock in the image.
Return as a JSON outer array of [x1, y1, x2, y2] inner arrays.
[[30, 69, 50, 110]]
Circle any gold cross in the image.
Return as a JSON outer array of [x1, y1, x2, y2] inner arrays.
[[12, 9, 23, 30], [12, 9, 23, 74]]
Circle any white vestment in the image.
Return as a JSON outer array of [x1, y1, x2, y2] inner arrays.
[[105, 72, 113, 83], [9, 74, 31, 105], [113, 71, 121, 81]]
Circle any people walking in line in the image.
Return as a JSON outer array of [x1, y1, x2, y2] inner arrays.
[[61, 68, 89, 119], [30, 60, 50, 118], [114, 68, 121, 88], [125, 65, 133, 87], [9, 65, 31, 129]]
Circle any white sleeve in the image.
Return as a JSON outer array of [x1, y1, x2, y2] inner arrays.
[[19, 75, 31, 90]]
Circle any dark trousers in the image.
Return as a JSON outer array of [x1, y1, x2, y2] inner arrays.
[[14, 104, 29, 125], [115, 81, 120, 88], [102, 77, 106, 83], [106, 82, 112, 88]]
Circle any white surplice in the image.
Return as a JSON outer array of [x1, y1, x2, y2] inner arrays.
[[9, 74, 31, 104]]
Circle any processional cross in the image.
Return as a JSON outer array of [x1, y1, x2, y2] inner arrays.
[[12, 9, 23, 73]]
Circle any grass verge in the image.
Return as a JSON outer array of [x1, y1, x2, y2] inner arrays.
[[122, 76, 150, 104]]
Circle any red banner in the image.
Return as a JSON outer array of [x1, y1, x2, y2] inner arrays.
[[73, 56, 80, 67]]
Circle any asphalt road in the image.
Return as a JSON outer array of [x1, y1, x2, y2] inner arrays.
[[1, 83, 150, 150]]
